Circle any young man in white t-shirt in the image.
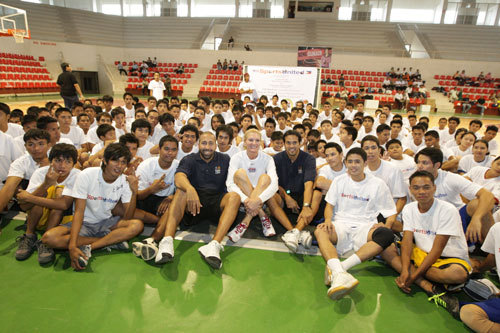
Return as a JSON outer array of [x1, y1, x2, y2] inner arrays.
[[42, 143, 144, 270], [262, 131, 284, 156], [131, 119, 154, 161], [132, 135, 179, 261], [56, 108, 85, 149], [15, 143, 80, 264], [148, 72, 166, 101], [0, 129, 48, 212], [387, 139, 416, 185], [384, 170, 469, 318], [415, 147, 495, 244], [122, 92, 135, 121], [314, 147, 398, 300], [403, 124, 426, 156], [215, 125, 240, 158]]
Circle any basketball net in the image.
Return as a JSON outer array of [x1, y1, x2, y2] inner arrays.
[[8, 29, 25, 43]]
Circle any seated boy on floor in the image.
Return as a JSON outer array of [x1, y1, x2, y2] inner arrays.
[[132, 135, 179, 261], [84, 124, 117, 168], [42, 143, 143, 270], [15, 143, 81, 264], [383, 170, 470, 318]]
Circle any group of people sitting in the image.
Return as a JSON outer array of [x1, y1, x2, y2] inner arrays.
[[2, 92, 500, 332], [216, 59, 242, 71], [453, 70, 495, 87]]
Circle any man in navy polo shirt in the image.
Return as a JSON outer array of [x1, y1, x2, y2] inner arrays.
[[154, 132, 240, 269], [271, 130, 317, 252]]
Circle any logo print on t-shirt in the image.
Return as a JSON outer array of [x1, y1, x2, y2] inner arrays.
[[248, 167, 256, 173], [215, 166, 221, 175]]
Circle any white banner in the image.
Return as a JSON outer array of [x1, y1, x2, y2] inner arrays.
[[246, 65, 319, 106]]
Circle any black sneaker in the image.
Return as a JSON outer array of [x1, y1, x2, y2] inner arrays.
[[427, 288, 460, 319], [15, 234, 37, 261], [36, 240, 55, 264]]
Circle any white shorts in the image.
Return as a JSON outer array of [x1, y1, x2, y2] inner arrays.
[[332, 221, 377, 256]]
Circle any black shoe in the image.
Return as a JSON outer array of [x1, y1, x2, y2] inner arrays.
[[427, 286, 460, 319], [36, 240, 55, 264], [15, 234, 37, 261]]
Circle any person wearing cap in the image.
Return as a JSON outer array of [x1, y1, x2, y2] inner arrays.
[[56, 63, 84, 109], [239, 73, 256, 102]]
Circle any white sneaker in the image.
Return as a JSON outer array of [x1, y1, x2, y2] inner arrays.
[[281, 229, 300, 253], [155, 236, 174, 264], [299, 230, 312, 249], [324, 266, 333, 286], [227, 223, 248, 243], [198, 240, 224, 269], [132, 238, 158, 261], [78, 244, 92, 268], [261, 216, 276, 237], [327, 271, 359, 300]]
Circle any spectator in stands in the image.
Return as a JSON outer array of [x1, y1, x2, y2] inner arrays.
[[57, 63, 85, 109], [228, 60, 233, 70], [244, 45, 252, 51], [152, 57, 157, 68], [477, 72, 485, 83], [117, 62, 127, 76], [217, 59, 222, 70], [485, 72, 493, 83], [175, 64, 184, 75], [140, 67, 148, 79], [449, 87, 459, 102], [233, 60, 239, 71], [131, 62, 139, 74], [239, 73, 256, 102], [339, 74, 345, 87], [222, 59, 228, 70], [164, 75, 172, 97], [228, 36, 234, 49]]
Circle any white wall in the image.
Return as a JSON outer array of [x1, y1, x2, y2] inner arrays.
[[3, 36, 500, 87]]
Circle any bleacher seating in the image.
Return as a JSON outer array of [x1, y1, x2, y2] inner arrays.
[[122, 61, 198, 97], [198, 64, 242, 98], [0, 52, 58, 94]]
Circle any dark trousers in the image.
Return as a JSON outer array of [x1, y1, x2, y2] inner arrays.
[[62, 95, 79, 109]]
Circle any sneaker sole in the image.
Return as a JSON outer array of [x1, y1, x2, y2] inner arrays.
[[300, 235, 313, 249], [132, 242, 143, 257], [327, 280, 359, 300], [155, 253, 173, 264], [198, 250, 222, 270], [141, 244, 158, 261], [281, 236, 298, 253], [38, 253, 55, 265], [15, 249, 35, 261], [264, 231, 276, 238]]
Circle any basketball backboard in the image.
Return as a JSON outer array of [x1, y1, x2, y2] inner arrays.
[[0, 3, 29, 43]]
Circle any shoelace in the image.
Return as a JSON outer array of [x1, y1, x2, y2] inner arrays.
[[235, 223, 246, 233], [261, 218, 272, 229], [428, 292, 448, 308]]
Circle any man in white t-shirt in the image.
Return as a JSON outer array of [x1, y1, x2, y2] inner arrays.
[[238, 73, 256, 101], [42, 143, 144, 270], [384, 170, 469, 317], [415, 147, 495, 244], [148, 72, 166, 101], [15, 143, 80, 264], [403, 124, 426, 156], [132, 135, 179, 262], [387, 138, 416, 185], [0, 129, 48, 212], [314, 147, 398, 300], [56, 108, 86, 149]]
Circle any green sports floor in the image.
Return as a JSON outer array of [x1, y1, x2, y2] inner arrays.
[[0, 217, 474, 333]]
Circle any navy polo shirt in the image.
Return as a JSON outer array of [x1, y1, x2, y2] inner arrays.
[[175, 151, 230, 193], [273, 150, 316, 195]]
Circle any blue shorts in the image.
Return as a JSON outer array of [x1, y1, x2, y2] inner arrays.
[[459, 205, 472, 234], [476, 298, 500, 323]]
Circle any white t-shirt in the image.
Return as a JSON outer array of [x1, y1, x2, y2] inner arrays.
[[318, 163, 346, 181], [465, 166, 500, 199], [403, 199, 469, 261], [450, 145, 472, 158], [148, 80, 165, 101], [434, 169, 482, 209], [440, 129, 456, 146], [388, 154, 416, 185], [6, 123, 24, 138], [137, 141, 155, 160], [458, 155, 494, 173], [484, 139, 498, 156], [226, 150, 278, 203], [357, 127, 376, 142], [403, 138, 425, 154], [238, 81, 256, 101], [13, 135, 25, 154], [481, 223, 500, 280], [123, 105, 135, 120], [339, 141, 360, 154], [176, 142, 198, 161], [6, 151, 38, 180], [136, 157, 178, 197], [325, 173, 397, 225], [277, 126, 292, 134], [365, 160, 407, 199], [27, 166, 80, 194], [260, 130, 272, 147], [316, 156, 327, 168], [216, 145, 240, 158], [321, 133, 340, 144], [60, 126, 86, 149], [68, 167, 132, 224], [262, 147, 283, 155]]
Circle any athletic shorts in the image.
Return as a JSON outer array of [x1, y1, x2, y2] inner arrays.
[[332, 221, 377, 256], [36, 185, 73, 230], [137, 194, 166, 215], [411, 246, 472, 273], [183, 189, 225, 225], [63, 216, 121, 237], [460, 205, 472, 234], [476, 298, 500, 323], [283, 192, 304, 214]]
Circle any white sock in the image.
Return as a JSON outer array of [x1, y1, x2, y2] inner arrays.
[[341, 254, 361, 271], [162, 236, 173, 242], [327, 258, 344, 275]]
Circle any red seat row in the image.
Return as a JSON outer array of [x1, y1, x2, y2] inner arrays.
[[200, 87, 238, 93], [0, 73, 51, 80], [0, 53, 36, 61], [323, 69, 386, 76], [117, 61, 197, 68], [0, 81, 57, 89]]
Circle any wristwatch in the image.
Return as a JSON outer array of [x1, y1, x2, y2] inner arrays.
[[303, 203, 310, 207]]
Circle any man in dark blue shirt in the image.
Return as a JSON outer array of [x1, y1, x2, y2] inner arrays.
[[271, 130, 316, 253], [153, 132, 240, 269]]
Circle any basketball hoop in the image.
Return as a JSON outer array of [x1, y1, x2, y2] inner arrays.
[[9, 29, 26, 43]]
